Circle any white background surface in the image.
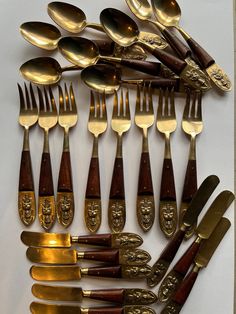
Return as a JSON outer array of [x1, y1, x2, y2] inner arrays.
[[0, 0, 234, 313]]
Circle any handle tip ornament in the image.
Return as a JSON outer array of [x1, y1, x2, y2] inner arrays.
[[111, 233, 143, 248], [85, 199, 102, 233], [122, 265, 152, 279], [206, 64, 232, 91], [124, 289, 157, 305], [18, 191, 36, 226], [159, 201, 178, 238], [108, 199, 126, 233], [120, 249, 151, 265], [158, 271, 183, 303], [57, 192, 74, 228], [146, 259, 170, 287], [124, 305, 156, 314], [137, 196, 155, 232], [38, 196, 55, 230]]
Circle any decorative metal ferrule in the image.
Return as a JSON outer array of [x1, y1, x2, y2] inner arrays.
[[206, 63, 232, 91], [108, 199, 126, 233], [159, 200, 178, 238], [137, 195, 155, 232], [57, 192, 74, 228], [147, 259, 170, 288], [181, 63, 212, 91], [158, 270, 184, 303], [139, 32, 168, 50], [161, 301, 182, 314], [38, 196, 55, 230], [113, 44, 147, 60], [124, 289, 157, 305], [124, 305, 156, 314], [122, 265, 152, 279], [18, 191, 36, 226], [111, 233, 143, 249], [85, 199, 101, 233], [120, 249, 151, 266]]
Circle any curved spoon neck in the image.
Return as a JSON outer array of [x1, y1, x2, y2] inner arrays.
[[116, 133, 123, 158], [23, 127, 30, 151], [150, 19, 165, 32], [176, 26, 191, 40], [86, 22, 104, 32], [61, 65, 82, 72]]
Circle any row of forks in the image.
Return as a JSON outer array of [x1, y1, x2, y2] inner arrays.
[[18, 82, 203, 236]]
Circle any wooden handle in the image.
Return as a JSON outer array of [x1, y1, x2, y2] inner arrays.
[[120, 59, 161, 76], [19, 150, 34, 191], [150, 78, 179, 90], [150, 48, 186, 75], [87, 308, 123, 314], [87, 265, 122, 278], [187, 37, 214, 69], [163, 28, 192, 59], [89, 289, 124, 303], [39, 152, 54, 196], [57, 152, 73, 192], [77, 234, 112, 247], [109, 158, 125, 199], [83, 249, 119, 264], [86, 157, 101, 198], [138, 152, 153, 195], [160, 229, 185, 261], [160, 158, 176, 200], [181, 159, 197, 203]]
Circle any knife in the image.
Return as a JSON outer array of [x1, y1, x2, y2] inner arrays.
[[32, 284, 157, 304], [30, 302, 156, 314], [157, 190, 234, 302], [161, 217, 231, 314], [30, 264, 152, 281], [26, 247, 151, 265], [21, 231, 143, 249], [146, 174, 219, 287]]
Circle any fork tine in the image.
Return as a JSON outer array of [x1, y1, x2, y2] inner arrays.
[[64, 83, 70, 111], [164, 89, 169, 116], [136, 84, 141, 113], [70, 83, 77, 113], [43, 87, 50, 111], [48, 86, 57, 113], [196, 91, 202, 119], [24, 83, 30, 109], [183, 89, 191, 119], [120, 88, 124, 116], [101, 91, 107, 119], [37, 87, 45, 112], [58, 85, 64, 114], [17, 83, 25, 110], [169, 88, 176, 118], [89, 91, 95, 118], [112, 90, 118, 118], [30, 83, 37, 110], [148, 83, 154, 114], [125, 89, 130, 119], [157, 88, 163, 118]]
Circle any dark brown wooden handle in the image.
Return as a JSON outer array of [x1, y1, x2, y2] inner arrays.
[[181, 159, 197, 203], [87, 265, 122, 278], [150, 78, 179, 90], [57, 151, 73, 192], [109, 158, 125, 199], [19, 150, 34, 191], [163, 28, 192, 59], [89, 289, 124, 303], [39, 152, 54, 196], [87, 308, 123, 314], [120, 59, 161, 76], [187, 37, 214, 69], [86, 157, 101, 198], [77, 234, 112, 247], [160, 229, 185, 261], [83, 249, 119, 264], [172, 268, 199, 305], [150, 47, 186, 75], [160, 158, 176, 201], [173, 241, 200, 276], [94, 39, 115, 56], [138, 152, 153, 195]]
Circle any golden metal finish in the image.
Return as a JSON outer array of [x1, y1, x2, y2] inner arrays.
[[120, 249, 151, 265], [38, 87, 57, 230], [123, 306, 156, 314], [18, 83, 38, 226], [57, 83, 77, 227], [85, 92, 107, 232], [206, 63, 232, 91], [32, 284, 84, 301], [180, 90, 203, 238], [121, 265, 152, 279], [157, 88, 177, 237], [135, 84, 155, 231], [30, 265, 82, 281], [110, 233, 143, 248], [158, 269, 183, 303], [124, 289, 157, 304]]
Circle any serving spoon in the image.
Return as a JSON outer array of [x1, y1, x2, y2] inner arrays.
[[100, 8, 211, 91], [151, 0, 231, 91], [58, 36, 163, 76]]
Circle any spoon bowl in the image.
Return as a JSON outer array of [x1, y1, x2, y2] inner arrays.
[[126, 0, 153, 21], [151, 0, 181, 28]]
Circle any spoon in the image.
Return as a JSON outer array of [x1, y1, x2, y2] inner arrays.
[[20, 57, 81, 85], [100, 8, 211, 91], [151, 0, 231, 91], [81, 64, 181, 94], [47, 1, 168, 50], [58, 36, 164, 76]]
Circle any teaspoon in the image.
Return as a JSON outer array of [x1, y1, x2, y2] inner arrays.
[[100, 8, 211, 91]]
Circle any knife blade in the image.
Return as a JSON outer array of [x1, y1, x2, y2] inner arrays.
[[26, 247, 151, 265], [146, 174, 219, 287], [21, 231, 143, 248], [32, 284, 157, 304], [161, 217, 231, 314], [30, 302, 156, 314], [30, 264, 152, 281], [157, 190, 234, 302]]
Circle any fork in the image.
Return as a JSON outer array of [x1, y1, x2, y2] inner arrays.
[[180, 89, 203, 239], [108, 89, 131, 233], [57, 83, 78, 228], [157, 88, 177, 238], [37, 86, 58, 230], [18, 83, 38, 226], [135, 84, 155, 232], [85, 91, 107, 233]]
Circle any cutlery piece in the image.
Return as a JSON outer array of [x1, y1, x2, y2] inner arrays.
[[30, 264, 152, 281], [108, 89, 131, 232], [151, 0, 231, 91], [38, 86, 58, 230], [32, 283, 157, 304], [146, 175, 219, 287], [157, 88, 177, 238], [26, 247, 151, 265], [85, 92, 107, 232], [161, 217, 231, 313], [158, 190, 234, 303], [31, 302, 156, 314], [135, 84, 155, 231], [21, 231, 143, 248], [17, 83, 38, 226], [100, 8, 211, 91], [57, 83, 77, 227], [180, 90, 203, 239]]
